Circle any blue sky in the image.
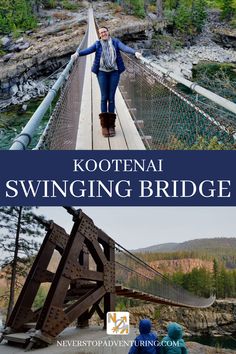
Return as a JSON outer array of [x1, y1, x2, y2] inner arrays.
[[36, 207, 236, 250]]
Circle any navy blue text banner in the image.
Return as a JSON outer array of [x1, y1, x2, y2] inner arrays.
[[0, 150, 235, 206]]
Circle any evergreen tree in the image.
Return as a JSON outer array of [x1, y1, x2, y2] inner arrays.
[[0, 0, 37, 34], [213, 258, 219, 296], [192, 0, 207, 33], [125, 0, 145, 17], [221, 0, 234, 20], [0, 207, 46, 321], [174, 0, 192, 33], [0, 0, 12, 33]]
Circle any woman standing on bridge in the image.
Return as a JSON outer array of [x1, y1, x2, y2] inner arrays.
[[71, 27, 142, 137]]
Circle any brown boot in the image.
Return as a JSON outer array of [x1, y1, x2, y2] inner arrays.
[[108, 113, 116, 137], [99, 113, 109, 137]]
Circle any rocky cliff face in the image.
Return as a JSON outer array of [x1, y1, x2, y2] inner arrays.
[[0, 20, 86, 100], [149, 258, 213, 274], [212, 28, 236, 49], [0, 1, 160, 102], [129, 299, 236, 337]]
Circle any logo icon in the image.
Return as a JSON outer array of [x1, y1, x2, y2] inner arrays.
[[106, 312, 129, 335]]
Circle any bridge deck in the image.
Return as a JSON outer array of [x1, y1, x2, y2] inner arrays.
[[115, 285, 215, 309], [75, 8, 145, 150]]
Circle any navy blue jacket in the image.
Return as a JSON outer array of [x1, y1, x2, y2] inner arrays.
[[77, 38, 136, 74], [129, 319, 161, 354]]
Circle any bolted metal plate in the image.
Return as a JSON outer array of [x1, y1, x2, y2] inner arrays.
[[63, 260, 82, 280], [104, 262, 115, 292], [79, 216, 98, 242], [82, 244, 89, 254], [43, 306, 70, 337], [49, 225, 68, 250]]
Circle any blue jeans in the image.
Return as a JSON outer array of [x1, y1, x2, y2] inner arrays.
[[97, 70, 120, 113]]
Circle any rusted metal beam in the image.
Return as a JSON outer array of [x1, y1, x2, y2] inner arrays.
[[24, 211, 115, 345], [79, 269, 104, 281], [66, 286, 106, 322], [88, 301, 104, 320], [6, 223, 69, 331]]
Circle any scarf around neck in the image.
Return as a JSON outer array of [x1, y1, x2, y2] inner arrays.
[[100, 38, 117, 70]]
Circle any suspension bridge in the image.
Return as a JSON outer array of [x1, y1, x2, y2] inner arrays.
[[0, 208, 215, 350], [9, 8, 236, 151]]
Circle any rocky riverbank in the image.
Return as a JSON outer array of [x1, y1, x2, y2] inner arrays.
[[127, 299, 236, 352], [88, 299, 236, 353], [0, 2, 235, 110], [152, 10, 236, 79], [128, 299, 236, 338], [0, 1, 159, 109], [187, 341, 236, 354]]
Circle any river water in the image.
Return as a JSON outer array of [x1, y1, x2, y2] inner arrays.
[[187, 335, 236, 350], [0, 99, 50, 150]]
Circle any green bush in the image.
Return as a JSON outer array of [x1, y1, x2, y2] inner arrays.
[[164, 0, 207, 34], [0, 49, 6, 56], [192, 0, 207, 32], [230, 13, 236, 26], [221, 0, 235, 19], [128, 0, 146, 18], [174, 3, 192, 32], [41, 0, 57, 9], [61, 0, 81, 11], [190, 136, 226, 150], [0, 0, 37, 34], [170, 135, 235, 150], [164, 9, 175, 24]]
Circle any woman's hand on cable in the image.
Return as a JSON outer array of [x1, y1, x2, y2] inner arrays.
[[135, 52, 142, 59], [71, 52, 79, 61]]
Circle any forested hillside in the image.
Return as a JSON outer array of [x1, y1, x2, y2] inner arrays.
[[133, 238, 236, 299], [134, 237, 236, 267]]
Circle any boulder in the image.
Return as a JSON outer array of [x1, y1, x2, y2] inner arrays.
[[26, 30, 34, 36], [18, 42, 30, 50], [1, 36, 11, 47], [10, 84, 18, 95], [15, 37, 24, 44], [212, 28, 236, 49], [22, 94, 31, 102], [2, 53, 14, 62], [18, 104, 27, 114], [148, 13, 158, 21]]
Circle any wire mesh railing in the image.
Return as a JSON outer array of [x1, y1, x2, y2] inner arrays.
[[35, 33, 88, 150], [119, 54, 236, 150], [8, 29, 88, 150], [115, 242, 215, 308]]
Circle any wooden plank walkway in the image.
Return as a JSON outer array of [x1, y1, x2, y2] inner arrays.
[[75, 8, 145, 150], [115, 285, 215, 308]]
